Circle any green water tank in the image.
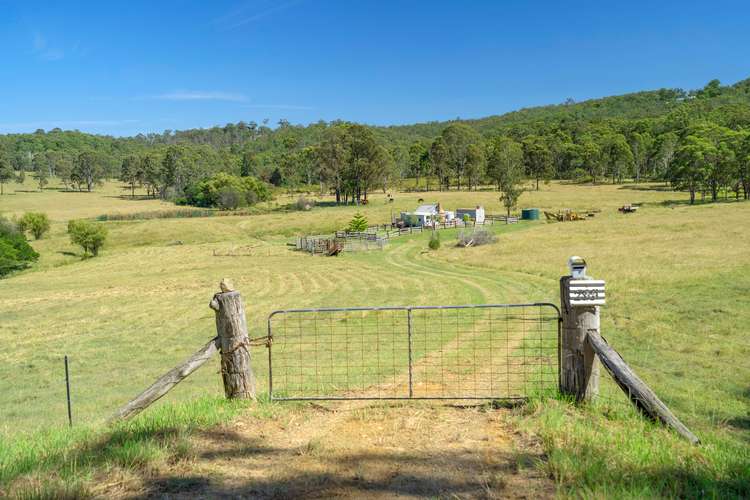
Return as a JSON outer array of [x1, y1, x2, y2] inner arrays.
[[521, 208, 540, 220]]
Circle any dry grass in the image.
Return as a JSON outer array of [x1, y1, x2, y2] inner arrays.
[[1, 177, 748, 498]]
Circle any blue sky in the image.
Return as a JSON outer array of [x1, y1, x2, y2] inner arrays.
[[1, 0, 748, 136]]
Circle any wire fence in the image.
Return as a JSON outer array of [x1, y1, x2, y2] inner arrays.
[[267, 303, 560, 401]]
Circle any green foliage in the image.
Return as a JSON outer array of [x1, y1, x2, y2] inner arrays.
[[522, 135, 553, 190], [400, 213, 419, 227], [184, 172, 270, 209], [67, 219, 108, 257], [0, 158, 13, 195], [462, 213, 471, 223], [18, 212, 51, 240], [348, 212, 368, 232], [0, 216, 38, 276], [428, 230, 441, 250], [487, 137, 525, 215], [0, 77, 749, 203], [119, 155, 142, 197], [32, 154, 49, 191]]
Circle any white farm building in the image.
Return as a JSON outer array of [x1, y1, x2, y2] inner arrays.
[[401, 203, 455, 226], [455, 206, 485, 224]]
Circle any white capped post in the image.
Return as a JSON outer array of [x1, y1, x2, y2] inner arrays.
[[560, 256, 602, 401]]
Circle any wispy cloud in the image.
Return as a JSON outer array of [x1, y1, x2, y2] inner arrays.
[[32, 32, 65, 61], [213, 0, 303, 31], [138, 90, 248, 102], [243, 103, 315, 110]]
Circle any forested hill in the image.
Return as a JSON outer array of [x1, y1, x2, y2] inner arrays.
[[1, 76, 749, 206], [2, 77, 749, 155], [380, 77, 750, 141]]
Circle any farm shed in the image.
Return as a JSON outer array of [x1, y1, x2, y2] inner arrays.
[[456, 206, 485, 223], [402, 203, 454, 226]]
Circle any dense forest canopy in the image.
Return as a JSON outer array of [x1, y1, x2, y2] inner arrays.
[[2, 77, 750, 206]]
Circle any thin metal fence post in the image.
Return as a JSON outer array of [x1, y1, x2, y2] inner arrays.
[[267, 316, 274, 400], [64, 355, 72, 427], [407, 308, 414, 398]]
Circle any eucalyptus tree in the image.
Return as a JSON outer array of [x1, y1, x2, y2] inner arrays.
[[629, 131, 654, 183], [140, 154, 161, 198], [579, 138, 603, 184], [32, 154, 49, 190], [239, 149, 256, 177], [464, 143, 486, 190], [738, 131, 750, 199], [522, 135, 553, 190], [408, 141, 429, 189], [315, 124, 349, 202], [0, 158, 13, 194], [671, 135, 714, 204], [120, 155, 142, 197], [72, 151, 104, 192], [440, 123, 480, 190], [428, 137, 449, 191], [486, 136, 525, 217], [652, 132, 678, 180], [603, 134, 634, 184]]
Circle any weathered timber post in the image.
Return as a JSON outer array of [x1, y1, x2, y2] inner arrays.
[[209, 279, 256, 399], [560, 256, 601, 401]]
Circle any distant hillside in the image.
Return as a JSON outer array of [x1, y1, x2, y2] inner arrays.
[[377, 77, 750, 142], [1, 76, 749, 190]]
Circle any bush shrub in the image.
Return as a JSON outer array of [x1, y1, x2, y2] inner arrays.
[[295, 196, 315, 211], [403, 214, 419, 227], [428, 231, 441, 250], [217, 187, 243, 210], [19, 212, 51, 240], [185, 173, 270, 209], [462, 213, 471, 223], [457, 229, 496, 247], [0, 216, 38, 276], [68, 220, 108, 257]]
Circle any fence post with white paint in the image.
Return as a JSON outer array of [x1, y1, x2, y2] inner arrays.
[[559, 256, 603, 402]]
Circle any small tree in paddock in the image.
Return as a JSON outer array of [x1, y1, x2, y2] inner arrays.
[[348, 212, 368, 232], [428, 230, 441, 250], [68, 220, 108, 257], [19, 212, 51, 240], [0, 158, 14, 195]]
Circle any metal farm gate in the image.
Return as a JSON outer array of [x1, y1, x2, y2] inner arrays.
[[266, 303, 561, 401]]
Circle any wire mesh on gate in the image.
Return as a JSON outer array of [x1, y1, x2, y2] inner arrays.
[[267, 303, 560, 401]]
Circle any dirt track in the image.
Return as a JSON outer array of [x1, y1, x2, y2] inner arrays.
[[123, 402, 553, 499]]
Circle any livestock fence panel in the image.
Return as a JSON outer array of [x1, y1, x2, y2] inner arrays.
[[266, 303, 560, 401]]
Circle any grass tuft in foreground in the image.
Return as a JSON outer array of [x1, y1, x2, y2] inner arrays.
[[516, 396, 750, 499], [0, 396, 268, 498]]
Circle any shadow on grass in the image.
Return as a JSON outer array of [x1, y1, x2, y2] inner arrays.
[[103, 194, 158, 201], [617, 184, 676, 192], [140, 429, 550, 499], [651, 198, 750, 208]]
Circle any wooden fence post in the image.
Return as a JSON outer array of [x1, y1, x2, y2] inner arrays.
[[560, 263, 600, 401], [209, 280, 256, 399]]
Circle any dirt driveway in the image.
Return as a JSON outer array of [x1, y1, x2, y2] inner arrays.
[[125, 402, 554, 499]]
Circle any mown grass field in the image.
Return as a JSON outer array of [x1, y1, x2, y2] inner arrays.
[[1, 177, 748, 498]]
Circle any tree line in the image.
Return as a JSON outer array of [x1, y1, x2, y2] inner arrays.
[[1, 78, 750, 205]]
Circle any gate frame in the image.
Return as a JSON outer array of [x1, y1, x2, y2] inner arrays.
[[266, 302, 562, 401]]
